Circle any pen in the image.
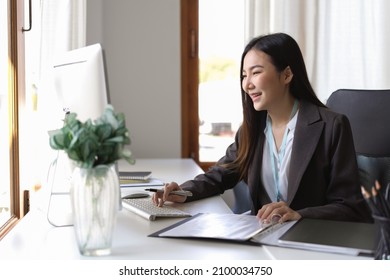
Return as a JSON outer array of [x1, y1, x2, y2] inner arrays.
[[374, 181, 390, 218], [144, 188, 193, 197]]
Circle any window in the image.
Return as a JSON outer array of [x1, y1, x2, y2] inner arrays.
[[198, 0, 244, 163], [0, 0, 23, 239], [1, 1, 87, 238], [181, 0, 244, 170], [0, 0, 12, 228]]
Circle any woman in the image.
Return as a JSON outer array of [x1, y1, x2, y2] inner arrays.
[[153, 33, 371, 223]]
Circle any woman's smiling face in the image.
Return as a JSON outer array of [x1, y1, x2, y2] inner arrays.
[[241, 49, 288, 112]]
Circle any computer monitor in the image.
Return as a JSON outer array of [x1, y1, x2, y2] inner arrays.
[[52, 43, 109, 121], [47, 43, 119, 227]]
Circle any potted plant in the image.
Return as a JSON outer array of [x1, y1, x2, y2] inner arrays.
[[49, 105, 135, 256]]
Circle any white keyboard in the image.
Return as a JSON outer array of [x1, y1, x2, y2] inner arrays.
[[122, 197, 192, 221]]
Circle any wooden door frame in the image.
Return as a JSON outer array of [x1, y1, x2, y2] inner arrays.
[[180, 0, 214, 171]]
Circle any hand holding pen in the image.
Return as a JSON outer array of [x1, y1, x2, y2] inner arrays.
[[149, 182, 190, 207]]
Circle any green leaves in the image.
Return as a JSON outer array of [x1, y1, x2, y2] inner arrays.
[[49, 105, 135, 168]]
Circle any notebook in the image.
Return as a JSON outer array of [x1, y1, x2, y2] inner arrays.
[[119, 171, 152, 181], [119, 171, 165, 187], [122, 197, 191, 221], [120, 177, 165, 187], [278, 218, 379, 256]]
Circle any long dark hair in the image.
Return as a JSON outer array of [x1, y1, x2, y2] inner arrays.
[[229, 33, 325, 179]]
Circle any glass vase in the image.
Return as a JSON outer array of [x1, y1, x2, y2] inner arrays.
[[70, 164, 119, 256]]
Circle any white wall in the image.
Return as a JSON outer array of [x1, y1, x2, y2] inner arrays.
[[86, 0, 181, 159]]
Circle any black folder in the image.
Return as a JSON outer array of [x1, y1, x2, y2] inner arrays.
[[278, 218, 379, 256], [149, 213, 277, 242]]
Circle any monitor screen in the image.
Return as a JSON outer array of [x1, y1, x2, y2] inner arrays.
[[48, 44, 120, 227], [52, 43, 109, 122]]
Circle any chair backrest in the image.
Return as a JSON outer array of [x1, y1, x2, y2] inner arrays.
[[326, 89, 390, 190]]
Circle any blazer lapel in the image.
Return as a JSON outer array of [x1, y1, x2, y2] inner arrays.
[[287, 101, 324, 204]]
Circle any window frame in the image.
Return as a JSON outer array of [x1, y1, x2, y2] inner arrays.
[[181, 0, 215, 171], [0, 0, 23, 240]]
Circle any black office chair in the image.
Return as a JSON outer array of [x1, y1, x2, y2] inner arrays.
[[326, 89, 390, 192]]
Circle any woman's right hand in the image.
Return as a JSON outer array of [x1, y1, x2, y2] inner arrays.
[[152, 181, 187, 207]]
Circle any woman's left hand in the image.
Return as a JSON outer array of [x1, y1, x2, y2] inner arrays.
[[257, 201, 301, 223]]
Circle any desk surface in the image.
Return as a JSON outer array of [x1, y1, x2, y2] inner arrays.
[[0, 158, 370, 260]]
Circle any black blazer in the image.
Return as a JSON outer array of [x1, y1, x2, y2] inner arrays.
[[182, 101, 372, 222]]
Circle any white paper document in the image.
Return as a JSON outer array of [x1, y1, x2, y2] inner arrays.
[[158, 213, 276, 241]]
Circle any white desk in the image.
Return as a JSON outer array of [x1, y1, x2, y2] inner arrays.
[[0, 158, 370, 260]]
